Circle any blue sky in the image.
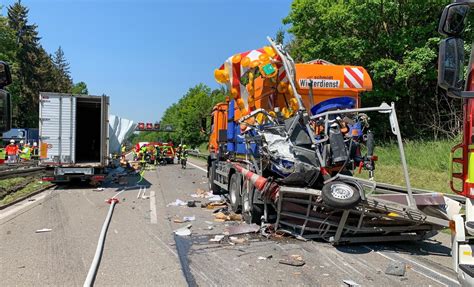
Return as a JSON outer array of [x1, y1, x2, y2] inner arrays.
[[2, 0, 293, 123]]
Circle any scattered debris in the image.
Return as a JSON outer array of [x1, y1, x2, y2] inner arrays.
[[208, 195, 223, 202], [35, 228, 52, 233], [207, 226, 214, 230], [18, 265, 25, 269], [214, 212, 242, 222], [28, 198, 36, 202], [343, 279, 361, 287], [167, 199, 188, 207], [225, 223, 260, 236], [257, 255, 273, 260], [209, 235, 225, 242], [385, 261, 406, 276], [191, 188, 212, 198], [187, 200, 198, 207], [94, 187, 105, 192], [278, 255, 305, 267], [174, 224, 192, 236], [229, 236, 247, 244]]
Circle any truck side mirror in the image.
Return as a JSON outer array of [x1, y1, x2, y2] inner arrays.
[[438, 37, 464, 93], [439, 3, 470, 37]]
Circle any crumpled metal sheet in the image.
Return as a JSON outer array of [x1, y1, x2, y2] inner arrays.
[[109, 115, 137, 154]]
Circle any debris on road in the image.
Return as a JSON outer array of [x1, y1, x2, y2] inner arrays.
[[209, 235, 225, 242], [187, 200, 198, 207], [173, 216, 196, 223], [94, 187, 104, 192], [343, 279, 361, 287], [257, 255, 273, 260], [224, 223, 260, 236], [214, 212, 242, 222], [174, 224, 192, 236], [191, 188, 212, 198], [35, 228, 52, 233], [208, 195, 223, 202], [229, 236, 247, 244], [202, 200, 227, 209], [278, 255, 305, 267], [385, 261, 406, 276], [167, 199, 187, 207]]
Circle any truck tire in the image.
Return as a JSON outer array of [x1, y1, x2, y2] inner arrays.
[[242, 179, 263, 224], [208, 161, 221, 194], [229, 173, 242, 213], [321, 181, 361, 209]]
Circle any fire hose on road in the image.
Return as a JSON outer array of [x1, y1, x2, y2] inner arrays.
[[83, 195, 121, 287]]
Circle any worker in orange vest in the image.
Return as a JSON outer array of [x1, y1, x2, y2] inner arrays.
[[5, 139, 19, 164]]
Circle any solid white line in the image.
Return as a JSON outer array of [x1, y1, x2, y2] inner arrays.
[[362, 245, 458, 286], [150, 191, 157, 224], [187, 161, 207, 173]]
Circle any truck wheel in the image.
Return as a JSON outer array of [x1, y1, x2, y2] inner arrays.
[[208, 161, 221, 194], [242, 180, 263, 224], [321, 181, 361, 209], [229, 174, 242, 213]]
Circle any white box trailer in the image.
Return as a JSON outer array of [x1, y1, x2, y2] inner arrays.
[[39, 92, 109, 184]]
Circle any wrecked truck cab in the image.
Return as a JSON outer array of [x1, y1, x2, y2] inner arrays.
[[207, 37, 459, 244]]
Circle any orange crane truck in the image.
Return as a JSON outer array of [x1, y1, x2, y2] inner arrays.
[[206, 37, 462, 244]]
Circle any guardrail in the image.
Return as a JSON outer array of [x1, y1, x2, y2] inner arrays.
[[187, 150, 208, 160], [0, 166, 46, 180]]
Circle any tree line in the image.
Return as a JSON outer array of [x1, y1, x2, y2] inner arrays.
[[0, 1, 88, 128]]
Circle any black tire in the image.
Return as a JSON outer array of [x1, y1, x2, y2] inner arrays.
[[229, 173, 242, 213], [242, 180, 263, 224], [208, 161, 221, 194], [321, 180, 361, 209]]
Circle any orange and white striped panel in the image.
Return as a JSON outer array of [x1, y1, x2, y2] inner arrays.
[[343, 67, 364, 89]]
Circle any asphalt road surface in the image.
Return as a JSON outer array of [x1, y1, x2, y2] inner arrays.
[[0, 158, 461, 286]]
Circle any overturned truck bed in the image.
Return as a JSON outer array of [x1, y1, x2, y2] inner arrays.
[[233, 103, 462, 245], [275, 181, 459, 244]]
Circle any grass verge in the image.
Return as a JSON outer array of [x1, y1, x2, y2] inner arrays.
[[0, 179, 53, 206]]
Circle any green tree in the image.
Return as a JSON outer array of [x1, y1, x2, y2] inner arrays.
[[71, 81, 88, 94], [52, 46, 72, 92], [283, 0, 456, 139]]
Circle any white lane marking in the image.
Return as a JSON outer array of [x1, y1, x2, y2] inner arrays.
[[187, 161, 207, 173], [0, 191, 49, 221], [150, 191, 157, 224], [362, 245, 458, 286]]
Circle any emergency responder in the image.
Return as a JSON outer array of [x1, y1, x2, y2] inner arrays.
[[121, 144, 126, 160], [153, 145, 159, 165], [20, 142, 31, 161], [176, 144, 182, 161], [5, 139, 18, 163], [140, 144, 148, 162], [31, 142, 39, 160], [181, 144, 188, 169]]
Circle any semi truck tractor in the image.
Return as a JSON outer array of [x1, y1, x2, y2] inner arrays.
[[39, 92, 109, 185], [437, 1, 474, 286], [207, 38, 462, 244]]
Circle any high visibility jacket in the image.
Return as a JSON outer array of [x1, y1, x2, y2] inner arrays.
[[121, 146, 126, 153], [20, 147, 31, 160], [5, 144, 18, 155], [0, 148, 5, 159]]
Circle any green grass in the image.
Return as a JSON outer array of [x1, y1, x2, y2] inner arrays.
[[197, 142, 208, 154], [0, 180, 53, 206], [0, 177, 26, 189], [359, 140, 458, 194]]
